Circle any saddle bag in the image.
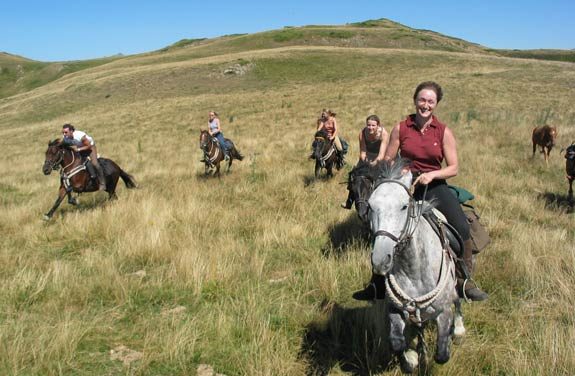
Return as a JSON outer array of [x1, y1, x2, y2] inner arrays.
[[461, 203, 490, 254]]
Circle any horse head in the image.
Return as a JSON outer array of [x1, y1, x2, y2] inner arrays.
[[313, 129, 332, 161], [348, 161, 374, 222], [43, 139, 64, 175], [368, 161, 414, 275], [199, 130, 212, 151]]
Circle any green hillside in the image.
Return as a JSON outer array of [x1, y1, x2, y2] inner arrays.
[[0, 18, 574, 376], [3, 18, 574, 101], [0, 52, 121, 99]]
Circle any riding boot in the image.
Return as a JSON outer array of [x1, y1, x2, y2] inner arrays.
[[94, 161, 106, 191], [86, 163, 97, 180], [352, 273, 386, 301], [456, 239, 488, 301], [341, 190, 354, 209]]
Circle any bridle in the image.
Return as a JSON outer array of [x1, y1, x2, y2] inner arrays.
[[45, 147, 64, 171], [314, 135, 336, 167], [372, 179, 422, 252], [351, 174, 373, 207]]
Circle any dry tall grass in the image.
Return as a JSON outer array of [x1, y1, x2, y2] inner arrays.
[[0, 45, 574, 375]]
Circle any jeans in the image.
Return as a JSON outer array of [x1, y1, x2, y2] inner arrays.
[[214, 132, 228, 154]]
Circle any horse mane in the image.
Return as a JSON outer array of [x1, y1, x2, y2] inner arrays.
[[348, 160, 372, 181], [369, 158, 411, 183], [369, 159, 436, 214], [314, 129, 329, 139]]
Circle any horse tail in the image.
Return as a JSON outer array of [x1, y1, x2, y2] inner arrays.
[[231, 147, 244, 161], [120, 169, 137, 188]]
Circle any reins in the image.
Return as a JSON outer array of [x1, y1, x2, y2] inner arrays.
[[372, 178, 451, 326], [201, 134, 221, 165], [56, 148, 88, 190], [314, 136, 336, 167]]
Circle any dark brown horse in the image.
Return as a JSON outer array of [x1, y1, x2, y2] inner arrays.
[[564, 142, 575, 202], [532, 125, 558, 166], [311, 129, 338, 178], [346, 161, 374, 223], [199, 130, 243, 177], [42, 139, 137, 219]]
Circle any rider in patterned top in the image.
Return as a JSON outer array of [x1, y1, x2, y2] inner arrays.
[[61, 123, 106, 191], [208, 111, 229, 160], [317, 109, 347, 167]]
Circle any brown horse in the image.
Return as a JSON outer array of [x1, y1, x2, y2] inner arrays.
[[311, 129, 339, 178], [199, 130, 243, 177], [532, 125, 558, 166], [564, 142, 575, 202], [42, 139, 137, 219]]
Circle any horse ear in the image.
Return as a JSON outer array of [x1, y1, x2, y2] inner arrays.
[[400, 168, 412, 187]]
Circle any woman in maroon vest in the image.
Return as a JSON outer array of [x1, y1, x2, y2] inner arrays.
[[353, 81, 488, 302]]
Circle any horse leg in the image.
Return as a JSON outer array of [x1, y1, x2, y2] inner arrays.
[[568, 179, 573, 203], [215, 162, 221, 178], [226, 158, 233, 173], [389, 312, 417, 373], [67, 191, 77, 205], [532, 141, 536, 158], [327, 164, 333, 178], [107, 175, 120, 200], [434, 309, 454, 364], [314, 161, 321, 179], [544, 148, 549, 167], [453, 299, 466, 343], [44, 186, 67, 220]]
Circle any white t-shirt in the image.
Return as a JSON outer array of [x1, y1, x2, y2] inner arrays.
[[73, 130, 94, 146]]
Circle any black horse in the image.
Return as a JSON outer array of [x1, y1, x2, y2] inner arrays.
[[311, 129, 341, 178], [345, 161, 374, 223], [564, 142, 575, 202], [199, 130, 243, 177], [42, 139, 137, 219]]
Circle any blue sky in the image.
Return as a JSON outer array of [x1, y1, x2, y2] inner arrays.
[[2, 0, 573, 62]]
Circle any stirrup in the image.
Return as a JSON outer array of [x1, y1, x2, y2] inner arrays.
[[461, 279, 488, 302]]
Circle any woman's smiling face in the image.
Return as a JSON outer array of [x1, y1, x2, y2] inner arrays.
[[366, 119, 379, 135], [414, 88, 437, 118]]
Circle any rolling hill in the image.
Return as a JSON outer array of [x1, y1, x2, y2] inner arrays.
[[0, 18, 574, 375]]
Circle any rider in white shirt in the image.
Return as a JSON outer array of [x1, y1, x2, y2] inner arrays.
[[61, 123, 106, 191]]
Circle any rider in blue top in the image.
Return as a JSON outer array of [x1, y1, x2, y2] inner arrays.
[[208, 111, 229, 160]]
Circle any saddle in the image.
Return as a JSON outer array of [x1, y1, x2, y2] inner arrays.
[[424, 209, 463, 257]]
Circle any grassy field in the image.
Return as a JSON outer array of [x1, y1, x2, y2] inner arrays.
[[1, 23, 574, 375]]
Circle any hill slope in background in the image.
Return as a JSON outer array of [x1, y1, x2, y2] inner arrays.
[[0, 18, 574, 375], [3, 18, 573, 100]]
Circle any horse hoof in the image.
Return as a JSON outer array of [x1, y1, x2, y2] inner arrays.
[[434, 351, 450, 364], [453, 315, 466, 343], [400, 349, 418, 374], [43, 214, 51, 221]]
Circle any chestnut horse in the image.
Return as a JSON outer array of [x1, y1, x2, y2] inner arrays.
[[532, 125, 558, 166], [199, 130, 243, 177], [564, 142, 575, 202], [42, 139, 137, 219]]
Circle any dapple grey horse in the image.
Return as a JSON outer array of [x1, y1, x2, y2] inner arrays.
[[368, 161, 465, 373]]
